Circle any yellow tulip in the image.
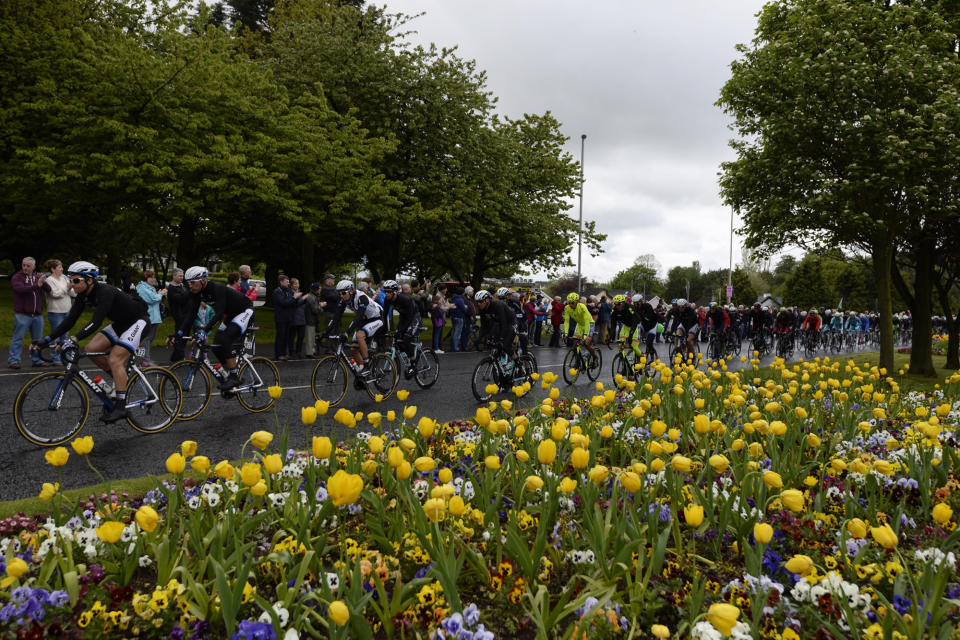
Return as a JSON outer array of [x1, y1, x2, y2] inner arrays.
[[619, 471, 642, 493], [267, 385, 282, 399], [516, 450, 530, 462], [263, 454, 283, 475], [240, 463, 262, 487], [650, 458, 665, 472], [397, 389, 409, 402], [386, 410, 396, 422], [651, 624, 671, 639], [38, 482, 59, 500], [166, 453, 186, 475], [397, 461, 412, 479], [683, 504, 704, 527], [571, 447, 590, 469], [587, 465, 609, 485], [475, 407, 491, 428], [784, 554, 813, 575], [525, 475, 545, 491], [438, 468, 452, 483], [794, 407, 808, 419], [400, 438, 416, 452], [328, 469, 364, 506], [847, 518, 867, 539], [314, 399, 330, 415], [367, 435, 384, 454], [414, 456, 435, 472], [670, 455, 692, 473], [762, 471, 783, 489], [870, 524, 898, 549], [423, 497, 446, 522], [250, 430, 274, 450], [96, 521, 125, 544], [551, 420, 568, 441], [559, 477, 578, 493], [301, 406, 317, 425], [44, 447, 69, 467], [366, 412, 382, 428], [71, 436, 94, 455], [449, 496, 468, 516], [403, 405, 417, 419], [5, 557, 28, 580], [538, 439, 557, 465], [693, 414, 710, 434], [933, 502, 953, 524], [708, 454, 729, 474], [706, 603, 740, 636], [214, 460, 235, 480], [484, 455, 501, 470], [328, 600, 349, 626], [418, 417, 436, 438], [753, 522, 773, 544], [251, 480, 267, 496], [806, 433, 821, 448], [387, 446, 404, 468], [135, 505, 159, 532], [312, 436, 332, 459], [189, 456, 210, 473], [780, 489, 804, 512]]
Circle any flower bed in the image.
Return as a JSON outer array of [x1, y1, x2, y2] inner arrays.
[[2, 360, 960, 639]]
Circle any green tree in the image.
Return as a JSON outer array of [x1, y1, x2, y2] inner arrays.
[[718, 0, 960, 373], [783, 254, 830, 309], [730, 268, 758, 307]]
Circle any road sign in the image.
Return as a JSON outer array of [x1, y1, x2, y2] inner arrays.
[[726, 285, 733, 299]]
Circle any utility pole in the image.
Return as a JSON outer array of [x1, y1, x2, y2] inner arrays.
[[576, 134, 586, 299]]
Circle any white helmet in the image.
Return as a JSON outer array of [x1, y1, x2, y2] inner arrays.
[[676, 298, 687, 306], [762, 305, 770, 311], [184, 266, 208, 281], [336, 280, 355, 292], [474, 290, 492, 302], [381, 279, 399, 291], [66, 261, 99, 278], [464, 286, 474, 295], [800, 311, 807, 317], [631, 294, 642, 303], [496, 287, 511, 299]]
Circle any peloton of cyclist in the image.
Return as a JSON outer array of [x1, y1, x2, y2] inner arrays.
[[381, 279, 420, 375], [32, 261, 149, 422], [325, 280, 384, 377], [176, 266, 255, 391], [562, 292, 597, 360], [475, 290, 517, 361]]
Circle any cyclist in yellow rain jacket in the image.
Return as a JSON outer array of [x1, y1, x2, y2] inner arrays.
[[562, 292, 597, 360]]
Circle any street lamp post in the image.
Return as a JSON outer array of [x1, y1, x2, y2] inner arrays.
[[727, 208, 734, 304], [577, 134, 586, 299]]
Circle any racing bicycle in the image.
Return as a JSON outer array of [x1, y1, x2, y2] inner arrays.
[[562, 336, 602, 385], [611, 337, 658, 381], [471, 340, 538, 402], [311, 333, 398, 406], [385, 332, 440, 389]]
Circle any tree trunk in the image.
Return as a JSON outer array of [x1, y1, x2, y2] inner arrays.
[[872, 240, 895, 373], [176, 217, 198, 267], [908, 235, 936, 377], [935, 274, 959, 370], [300, 236, 314, 286]]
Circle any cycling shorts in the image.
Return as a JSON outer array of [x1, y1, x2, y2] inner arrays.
[[571, 322, 592, 338], [101, 319, 148, 354], [353, 319, 383, 342], [219, 308, 254, 334]]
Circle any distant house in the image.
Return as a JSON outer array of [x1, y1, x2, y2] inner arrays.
[[755, 293, 782, 310]]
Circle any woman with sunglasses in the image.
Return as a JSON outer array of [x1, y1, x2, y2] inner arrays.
[[32, 261, 149, 423]]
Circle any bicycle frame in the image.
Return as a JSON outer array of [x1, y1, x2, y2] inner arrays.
[[55, 348, 158, 412], [181, 338, 265, 395]]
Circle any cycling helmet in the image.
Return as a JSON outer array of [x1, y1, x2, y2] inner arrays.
[[762, 305, 769, 311], [676, 298, 687, 307], [632, 294, 643, 303], [464, 286, 474, 295], [336, 280, 355, 293], [800, 311, 807, 317], [66, 261, 99, 278], [809, 309, 816, 314], [496, 287, 511, 299], [709, 301, 717, 308], [566, 292, 580, 303], [184, 266, 208, 281], [382, 279, 399, 291], [612, 294, 627, 304], [474, 290, 492, 302]]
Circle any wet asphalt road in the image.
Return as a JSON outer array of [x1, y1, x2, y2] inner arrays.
[[0, 339, 863, 502]]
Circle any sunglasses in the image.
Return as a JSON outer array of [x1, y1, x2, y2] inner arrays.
[[70, 277, 85, 284]]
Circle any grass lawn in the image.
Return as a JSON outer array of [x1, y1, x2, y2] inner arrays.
[[748, 350, 957, 396]]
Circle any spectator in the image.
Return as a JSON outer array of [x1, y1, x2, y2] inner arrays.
[[136, 269, 166, 366], [303, 283, 321, 358], [533, 295, 547, 346], [272, 275, 300, 361], [228, 271, 258, 303], [549, 296, 564, 347], [449, 287, 468, 352], [596, 295, 612, 346], [320, 274, 339, 334], [462, 286, 476, 351], [9, 256, 49, 369], [238, 264, 252, 292], [166, 268, 191, 362], [431, 283, 449, 353], [290, 278, 306, 359], [43, 259, 74, 365], [523, 295, 537, 346]]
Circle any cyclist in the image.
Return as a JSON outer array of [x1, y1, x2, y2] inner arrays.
[[475, 290, 517, 361], [325, 280, 384, 377], [498, 288, 529, 355], [706, 303, 729, 337], [802, 308, 821, 334], [382, 279, 420, 375], [562, 292, 597, 360], [610, 294, 642, 361], [176, 266, 255, 391], [634, 294, 660, 352], [32, 261, 148, 423], [829, 310, 845, 331], [844, 311, 860, 336], [667, 299, 699, 357]]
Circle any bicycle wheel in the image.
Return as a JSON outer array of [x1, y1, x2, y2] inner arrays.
[[642, 348, 660, 379], [414, 348, 441, 389], [471, 356, 499, 402], [515, 355, 538, 392], [14, 373, 90, 446], [236, 356, 280, 412], [585, 349, 602, 381], [365, 353, 398, 401], [312, 356, 349, 407], [167, 361, 212, 420], [611, 352, 631, 381], [562, 349, 581, 385], [125, 367, 183, 434]]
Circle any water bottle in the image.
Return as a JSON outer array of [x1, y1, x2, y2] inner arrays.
[[92, 375, 105, 394], [349, 359, 359, 372]]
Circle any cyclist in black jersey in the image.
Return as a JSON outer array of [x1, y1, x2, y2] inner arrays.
[[475, 290, 517, 358], [382, 280, 421, 373], [176, 266, 254, 390], [32, 261, 149, 422], [325, 280, 384, 375]]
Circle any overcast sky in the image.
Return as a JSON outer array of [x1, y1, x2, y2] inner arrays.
[[377, 0, 772, 282]]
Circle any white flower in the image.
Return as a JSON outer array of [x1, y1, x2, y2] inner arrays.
[[268, 493, 286, 508], [283, 629, 299, 640], [139, 555, 153, 567], [259, 603, 290, 627], [187, 496, 202, 510], [206, 493, 221, 508], [326, 573, 340, 590]]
